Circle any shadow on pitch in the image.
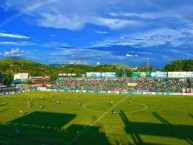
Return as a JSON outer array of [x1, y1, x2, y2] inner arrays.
[[0, 102, 8, 107], [119, 110, 193, 145], [189, 114, 193, 119], [0, 111, 109, 145]]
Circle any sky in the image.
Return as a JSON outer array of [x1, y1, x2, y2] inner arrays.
[[0, 0, 193, 68]]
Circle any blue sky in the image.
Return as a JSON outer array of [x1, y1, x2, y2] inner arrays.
[[0, 0, 193, 68]]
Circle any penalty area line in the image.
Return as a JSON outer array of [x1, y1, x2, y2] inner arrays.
[[67, 95, 128, 145]]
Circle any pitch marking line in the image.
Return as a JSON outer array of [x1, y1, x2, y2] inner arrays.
[[83, 101, 147, 114], [67, 95, 128, 145]]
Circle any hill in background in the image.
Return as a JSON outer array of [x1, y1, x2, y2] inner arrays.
[[0, 59, 192, 77]]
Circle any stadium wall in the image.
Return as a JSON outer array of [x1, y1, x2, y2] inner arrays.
[[1, 87, 193, 96], [36, 87, 193, 96]]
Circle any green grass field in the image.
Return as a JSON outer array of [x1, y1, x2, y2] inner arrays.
[[0, 91, 193, 145]]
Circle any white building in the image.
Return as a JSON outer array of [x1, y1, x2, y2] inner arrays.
[[14, 73, 29, 81]]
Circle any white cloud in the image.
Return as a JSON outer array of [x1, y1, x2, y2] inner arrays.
[[0, 41, 70, 50], [0, 32, 30, 39], [96, 61, 100, 65], [95, 31, 108, 34], [52, 48, 110, 58], [50, 48, 126, 64], [1, 0, 146, 30], [0, 41, 34, 46], [37, 13, 85, 30], [95, 17, 140, 30], [51, 34, 57, 37], [109, 12, 169, 20], [92, 27, 188, 48], [2, 0, 193, 32], [126, 53, 138, 57], [37, 11, 141, 30], [68, 60, 87, 65], [126, 54, 133, 57], [41, 42, 70, 48], [4, 48, 25, 58], [121, 28, 184, 47]]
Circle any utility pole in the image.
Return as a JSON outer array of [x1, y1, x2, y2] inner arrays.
[[147, 57, 149, 71]]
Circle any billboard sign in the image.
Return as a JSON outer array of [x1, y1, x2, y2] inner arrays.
[[86, 72, 101, 78], [168, 72, 186, 78], [128, 83, 137, 86], [101, 72, 116, 78], [151, 72, 167, 78], [133, 72, 150, 78], [58, 74, 67, 76], [186, 72, 193, 78]]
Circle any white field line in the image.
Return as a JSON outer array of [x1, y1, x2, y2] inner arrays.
[[129, 103, 147, 113], [83, 102, 147, 114], [67, 95, 128, 145], [83, 101, 111, 113]]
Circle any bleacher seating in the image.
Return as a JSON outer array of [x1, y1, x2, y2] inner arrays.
[[51, 77, 193, 93]]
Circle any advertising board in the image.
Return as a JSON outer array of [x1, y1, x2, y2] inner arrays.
[[128, 83, 137, 86], [86, 72, 101, 78], [133, 72, 150, 78], [168, 72, 186, 78], [101, 72, 116, 78], [58, 74, 67, 76], [186, 72, 193, 78], [151, 72, 167, 78]]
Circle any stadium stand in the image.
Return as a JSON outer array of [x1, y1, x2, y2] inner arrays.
[[51, 77, 193, 93]]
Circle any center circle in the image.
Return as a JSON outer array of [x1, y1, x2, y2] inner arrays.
[[84, 101, 147, 114]]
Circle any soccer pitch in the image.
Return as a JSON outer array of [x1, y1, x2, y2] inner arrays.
[[0, 91, 193, 145]]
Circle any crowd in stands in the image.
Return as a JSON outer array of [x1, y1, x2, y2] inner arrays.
[[52, 77, 193, 93]]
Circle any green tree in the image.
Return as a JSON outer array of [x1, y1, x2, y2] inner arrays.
[[163, 59, 193, 71], [137, 66, 155, 72], [26, 79, 32, 85], [2, 71, 14, 86], [49, 72, 58, 83]]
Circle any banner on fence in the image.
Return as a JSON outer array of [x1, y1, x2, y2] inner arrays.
[[186, 72, 193, 78], [101, 72, 116, 78], [133, 72, 150, 78], [168, 72, 186, 78], [86, 72, 101, 78], [151, 72, 167, 78]]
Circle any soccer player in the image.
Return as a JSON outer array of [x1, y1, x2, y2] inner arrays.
[[53, 98, 56, 104], [128, 98, 132, 104], [78, 101, 81, 106], [19, 109, 23, 116], [27, 100, 30, 108], [110, 101, 114, 106], [40, 96, 44, 101], [15, 127, 20, 135], [112, 109, 115, 114], [56, 100, 60, 105], [39, 103, 43, 109]]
